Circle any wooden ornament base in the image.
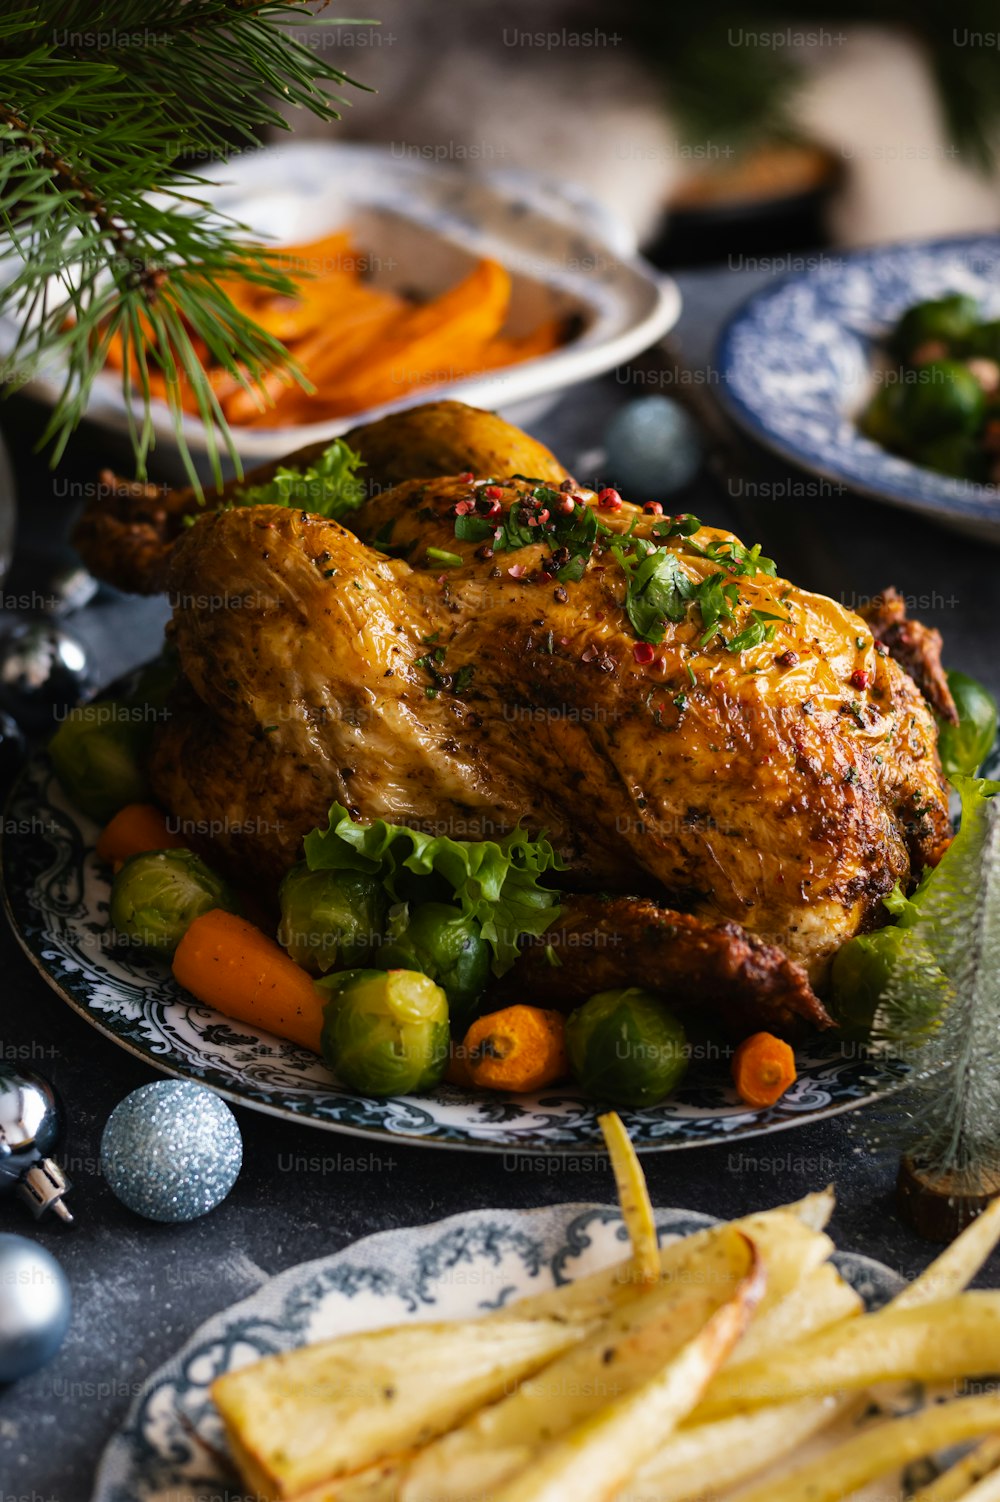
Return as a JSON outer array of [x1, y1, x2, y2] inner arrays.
[[897, 1155, 1000, 1242]]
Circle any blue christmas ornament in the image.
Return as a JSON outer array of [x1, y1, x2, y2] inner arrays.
[[603, 396, 703, 498], [101, 1081, 242, 1223], [0, 1233, 71, 1381]]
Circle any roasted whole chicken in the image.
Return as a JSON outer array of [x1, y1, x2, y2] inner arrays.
[[75, 403, 955, 1037]]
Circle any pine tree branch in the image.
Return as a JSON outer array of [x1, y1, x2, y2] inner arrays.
[[0, 1, 372, 490]]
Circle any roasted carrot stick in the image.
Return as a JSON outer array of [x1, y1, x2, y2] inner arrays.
[[96, 804, 185, 866], [172, 909, 326, 1053]]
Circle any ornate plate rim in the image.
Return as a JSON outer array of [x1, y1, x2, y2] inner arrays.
[[2, 751, 907, 1155], [89, 1199, 906, 1502]]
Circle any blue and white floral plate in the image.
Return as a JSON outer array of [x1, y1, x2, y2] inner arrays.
[[716, 234, 1000, 541], [90, 1201, 903, 1502], [2, 751, 906, 1153]]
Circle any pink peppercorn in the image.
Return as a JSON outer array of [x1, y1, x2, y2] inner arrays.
[[643, 502, 664, 515], [598, 488, 623, 511], [850, 668, 870, 690], [633, 642, 655, 665]]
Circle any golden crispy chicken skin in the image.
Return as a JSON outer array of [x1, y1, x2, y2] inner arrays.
[[71, 402, 568, 595], [150, 472, 950, 988]]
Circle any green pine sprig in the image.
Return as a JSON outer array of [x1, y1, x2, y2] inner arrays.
[[0, 1, 373, 489]]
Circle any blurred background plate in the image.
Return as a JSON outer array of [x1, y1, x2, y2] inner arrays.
[[716, 233, 1000, 541], [0, 142, 679, 478]]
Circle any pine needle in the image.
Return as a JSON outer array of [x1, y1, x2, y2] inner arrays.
[[0, 1, 373, 490]]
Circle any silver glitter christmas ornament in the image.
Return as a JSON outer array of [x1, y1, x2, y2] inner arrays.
[[100, 1081, 242, 1223], [602, 395, 703, 498], [0, 1233, 71, 1381]]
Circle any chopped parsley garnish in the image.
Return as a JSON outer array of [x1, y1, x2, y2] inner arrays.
[[651, 515, 701, 541], [688, 538, 778, 578], [453, 485, 608, 580], [452, 486, 781, 654], [727, 609, 790, 654], [609, 542, 689, 645], [426, 547, 463, 567]]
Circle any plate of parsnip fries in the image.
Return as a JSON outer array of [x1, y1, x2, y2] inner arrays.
[[93, 1116, 1000, 1502]]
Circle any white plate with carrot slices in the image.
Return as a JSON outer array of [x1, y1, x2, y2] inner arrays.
[[0, 142, 679, 471]]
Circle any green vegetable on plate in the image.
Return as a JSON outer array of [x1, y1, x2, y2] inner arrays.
[[319, 968, 450, 1097], [110, 848, 241, 954], [889, 294, 980, 362], [565, 987, 688, 1108], [49, 702, 152, 821], [893, 360, 985, 442], [966, 319, 1000, 362], [938, 670, 998, 780], [303, 803, 564, 975], [277, 863, 386, 977], [376, 901, 490, 1026]]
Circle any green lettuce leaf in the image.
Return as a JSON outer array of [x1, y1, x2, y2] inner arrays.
[[303, 804, 564, 975], [231, 439, 366, 521]]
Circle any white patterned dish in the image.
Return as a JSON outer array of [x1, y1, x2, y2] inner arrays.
[[90, 1201, 905, 1502], [0, 142, 679, 474], [2, 750, 907, 1154], [716, 234, 1000, 541]]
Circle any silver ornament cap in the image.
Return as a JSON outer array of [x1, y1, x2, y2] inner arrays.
[[0, 1233, 71, 1382], [101, 1081, 243, 1223]]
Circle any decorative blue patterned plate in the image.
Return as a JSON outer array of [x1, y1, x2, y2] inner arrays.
[[716, 234, 1000, 541], [2, 750, 906, 1153], [90, 1202, 903, 1502]]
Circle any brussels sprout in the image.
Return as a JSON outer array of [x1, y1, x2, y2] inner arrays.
[[860, 383, 908, 450], [893, 361, 986, 442], [319, 969, 449, 1096], [829, 926, 912, 1038], [110, 848, 241, 954], [49, 701, 151, 821], [565, 988, 688, 1108], [937, 670, 998, 779], [967, 319, 1000, 362], [376, 902, 490, 1024], [889, 295, 980, 362], [911, 434, 984, 481], [278, 863, 386, 977]]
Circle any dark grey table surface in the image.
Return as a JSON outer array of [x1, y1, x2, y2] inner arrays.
[[2, 266, 998, 1500]]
